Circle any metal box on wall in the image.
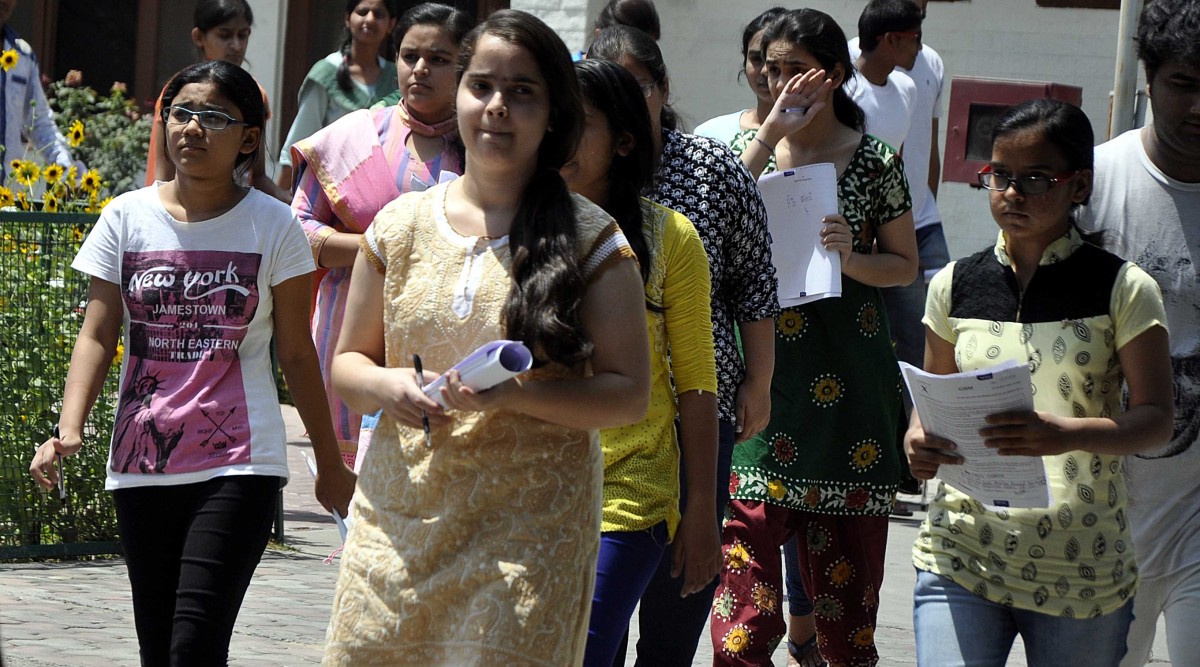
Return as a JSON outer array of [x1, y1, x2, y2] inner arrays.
[[943, 77, 1084, 184]]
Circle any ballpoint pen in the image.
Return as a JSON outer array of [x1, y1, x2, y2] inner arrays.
[[413, 354, 433, 448], [52, 425, 66, 501]]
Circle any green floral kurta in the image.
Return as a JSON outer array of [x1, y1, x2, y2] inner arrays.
[[729, 134, 911, 516]]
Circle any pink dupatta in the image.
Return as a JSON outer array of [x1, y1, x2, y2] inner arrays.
[[290, 109, 401, 235]]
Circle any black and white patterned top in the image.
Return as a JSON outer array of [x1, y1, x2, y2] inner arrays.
[[650, 129, 779, 422]]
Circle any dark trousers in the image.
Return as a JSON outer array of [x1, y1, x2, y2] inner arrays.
[[617, 420, 736, 666], [114, 475, 281, 667], [585, 522, 670, 667]]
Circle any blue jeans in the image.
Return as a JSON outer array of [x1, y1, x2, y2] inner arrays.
[[619, 419, 736, 667], [881, 223, 951, 369], [913, 569, 1134, 667], [585, 523, 670, 667], [783, 535, 815, 616]]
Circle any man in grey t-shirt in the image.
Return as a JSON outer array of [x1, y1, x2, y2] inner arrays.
[[1079, 1, 1200, 664]]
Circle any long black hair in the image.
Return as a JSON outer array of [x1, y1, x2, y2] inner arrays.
[[459, 10, 592, 366], [395, 2, 475, 50], [587, 25, 678, 133], [336, 0, 401, 95], [992, 99, 1094, 209], [574, 59, 656, 291], [760, 8, 865, 133], [161, 60, 265, 178]]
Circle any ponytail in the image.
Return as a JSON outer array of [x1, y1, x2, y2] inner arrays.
[[335, 34, 355, 94], [461, 11, 592, 366], [504, 170, 593, 366], [832, 86, 865, 133]]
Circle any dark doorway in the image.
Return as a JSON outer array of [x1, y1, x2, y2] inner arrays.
[[53, 0, 139, 96]]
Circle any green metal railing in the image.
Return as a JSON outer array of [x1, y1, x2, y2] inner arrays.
[[0, 211, 121, 559]]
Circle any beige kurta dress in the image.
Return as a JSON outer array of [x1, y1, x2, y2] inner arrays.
[[322, 183, 634, 666]]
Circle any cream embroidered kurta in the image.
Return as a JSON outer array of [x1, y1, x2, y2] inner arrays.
[[323, 183, 634, 666]]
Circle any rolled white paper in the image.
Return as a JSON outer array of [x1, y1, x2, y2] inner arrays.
[[422, 340, 534, 409]]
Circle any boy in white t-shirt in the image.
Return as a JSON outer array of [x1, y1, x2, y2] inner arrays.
[[1078, 1, 1200, 664], [849, 0, 949, 375], [846, 0, 922, 151]]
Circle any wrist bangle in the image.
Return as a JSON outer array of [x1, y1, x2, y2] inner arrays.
[[754, 136, 775, 155]]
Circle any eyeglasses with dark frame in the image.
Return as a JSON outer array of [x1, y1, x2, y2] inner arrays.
[[977, 164, 1080, 196], [162, 106, 246, 131]]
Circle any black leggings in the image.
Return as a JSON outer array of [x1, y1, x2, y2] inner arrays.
[[114, 475, 280, 667]]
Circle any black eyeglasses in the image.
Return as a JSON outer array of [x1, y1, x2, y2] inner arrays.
[[163, 106, 246, 131], [977, 165, 1079, 195]]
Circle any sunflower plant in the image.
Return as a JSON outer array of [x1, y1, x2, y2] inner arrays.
[[0, 68, 134, 556], [45, 70, 150, 198], [0, 211, 120, 554], [0, 49, 18, 72], [1, 158, 110, 213]]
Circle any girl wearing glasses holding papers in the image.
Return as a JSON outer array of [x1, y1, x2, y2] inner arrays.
[[904, 98, 1173, 666], [30, 60, 354, 664]]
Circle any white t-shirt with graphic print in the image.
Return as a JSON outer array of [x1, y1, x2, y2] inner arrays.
[[1079, 128, 1200, 579], [72, 185, 315, 490]]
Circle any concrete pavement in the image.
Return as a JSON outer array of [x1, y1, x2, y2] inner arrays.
[[0, 406, 1171, 666]]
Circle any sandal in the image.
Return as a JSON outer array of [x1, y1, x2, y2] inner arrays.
[[787, 636, 828, 667]]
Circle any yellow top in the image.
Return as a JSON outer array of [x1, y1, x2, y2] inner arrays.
[[913, 229, 1167, 617], [599, 200, 716, 537]]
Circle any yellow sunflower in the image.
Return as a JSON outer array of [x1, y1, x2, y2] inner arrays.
[[722, 625, 751, 654], [0, 187, 13, 208], [42, 191, 59, 213], [80, 168, 102, 193], [851, 441, 879, 470], [751, 583, 779, 614], [15, 191, 29, 210], [70, 225, 86, 243], [66, 165, 79, 188], [858, 303, 879, 334], [9, 159, 21, 174], [812, 375, 842, 405], [0, 49, 18, 72], [13, 160, 39, 187], [42, 163, 64, 185], [829, 558, 853, 586], [114, 342, 124, 364], [777, 310, 805, 337], [725, 542, 752, 571], [67, 120, 85, 148], [767, 479, 787, 500]]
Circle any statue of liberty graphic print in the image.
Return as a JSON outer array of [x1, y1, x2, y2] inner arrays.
[[114, 249, 261, 474]]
